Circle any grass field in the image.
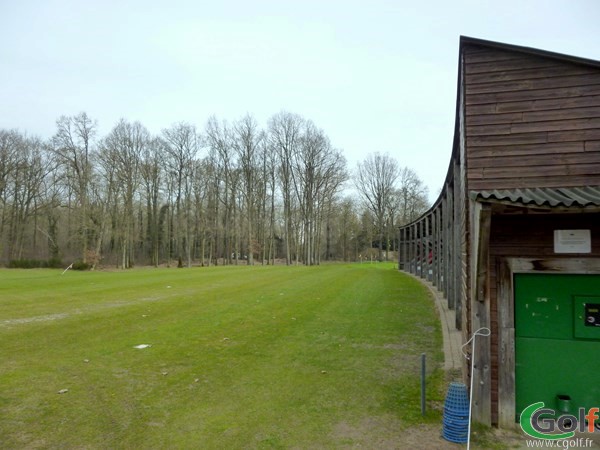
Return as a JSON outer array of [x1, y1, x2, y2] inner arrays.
[[0, 263, 445, 449]]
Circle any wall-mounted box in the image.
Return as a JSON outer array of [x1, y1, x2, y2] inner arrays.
[[574, 296, 600, 339]]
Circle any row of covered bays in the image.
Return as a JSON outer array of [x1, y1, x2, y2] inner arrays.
[[398, 36, 600, 427]]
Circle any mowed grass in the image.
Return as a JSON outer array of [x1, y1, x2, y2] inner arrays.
[[0, 263, 444, 449]]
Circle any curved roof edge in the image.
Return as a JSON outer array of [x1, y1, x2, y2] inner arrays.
[[460, 36, 600, 70], [399, 36, 600, 230]]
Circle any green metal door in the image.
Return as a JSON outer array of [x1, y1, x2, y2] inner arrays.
[[515, 273, 600, 419]]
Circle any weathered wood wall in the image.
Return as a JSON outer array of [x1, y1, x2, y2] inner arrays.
[[464, 45, 600, 190]]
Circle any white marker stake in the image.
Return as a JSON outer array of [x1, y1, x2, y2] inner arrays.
[[61, 263, 74, 275], [462, 327, 491, 450]]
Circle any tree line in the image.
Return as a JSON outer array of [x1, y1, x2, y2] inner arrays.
[[0, 111, 429, 268]]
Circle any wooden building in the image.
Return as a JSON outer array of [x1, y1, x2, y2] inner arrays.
[[398, 36, 600, 427]]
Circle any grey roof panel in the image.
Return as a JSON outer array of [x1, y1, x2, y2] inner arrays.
[[470, 186, 600, 207]]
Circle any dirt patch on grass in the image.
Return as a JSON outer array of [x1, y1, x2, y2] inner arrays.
[[0, 296, 164, 328], [331, 415, 461, 449], [349, 342, 409, 351], [0, 312, 70, 327]]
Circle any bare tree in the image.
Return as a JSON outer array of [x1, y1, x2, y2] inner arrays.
[[192, 157, 210, 266], [290, 121, 347, 265], [397, 167, 429, 224], [101, 119, 148, 268], [257, 137, 277, 265], [0, 130, 21, 260], [233, 114, 262, 265], [51, 112, 97, 263], [140, 137, 164, 267], [89, 140, 118, 269], [354, 152, 400, 261], [316, 148, 347, 263], [162, 123, 199, 267], [268, 111, 304, 265], [5, 135, 49, 260], [206, 116, 234, 264], [40, 148, 64, 262], [335, 197, 360, 261], [0, 110, 433, 267]]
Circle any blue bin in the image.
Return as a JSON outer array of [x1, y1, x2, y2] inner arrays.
[[444, 382, 469, 409], [442, 382, 469, 444]]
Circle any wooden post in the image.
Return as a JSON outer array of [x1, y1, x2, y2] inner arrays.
[[431, 210, 438, 287], [497, 258, 516, 428], [422, 214, 431, 281], [442, 191, 450, 301], [446, 183, 455, 310], [398, 227, 403, 270], [470, 200, 492, 425], [435, 206, 442, 289], [453, 163, 462, 330], [427, 213, 433, 283], [403, 227, 408, 270], [412, 223, 418, 275], [418, 220, 424, 279], [405, 227, 410, 272], [410, 224, 416, 274], [400, 227, 406, 270]]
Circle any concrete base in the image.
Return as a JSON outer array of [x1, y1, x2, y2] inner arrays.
[[403, 271, 463, 374]]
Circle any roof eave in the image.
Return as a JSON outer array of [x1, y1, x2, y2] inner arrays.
[[460, 35, 600, 69]]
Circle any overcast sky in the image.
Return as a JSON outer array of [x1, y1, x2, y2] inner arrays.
[[2, 0, 599, 201]]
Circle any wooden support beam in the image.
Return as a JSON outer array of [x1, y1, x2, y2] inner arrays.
[[446, 183, 455, 310], [441, 196, 448, 296], [469, 200, 492, 426], [431, 210, 438, 286], [453, 162, 462, 330], [410, 223, 417, 274], [497, 258, 516, 428], [419, 220, 424, 279], [400, 227, 406, 270], [435, 207, 443, 288], [476, 205, 492, 303], [424, 218, 429, 280]]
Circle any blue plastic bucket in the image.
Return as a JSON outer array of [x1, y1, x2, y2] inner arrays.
[[442, 382, 469, 444]]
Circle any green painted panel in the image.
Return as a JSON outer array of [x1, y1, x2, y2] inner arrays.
[[516, 337, 600, 415], [515, 274, 600, 418]]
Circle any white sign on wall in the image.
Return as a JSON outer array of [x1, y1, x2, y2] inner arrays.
[[553, 229, 591, 254]]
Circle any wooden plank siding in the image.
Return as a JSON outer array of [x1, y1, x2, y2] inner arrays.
[[463, 44, 600, 191]]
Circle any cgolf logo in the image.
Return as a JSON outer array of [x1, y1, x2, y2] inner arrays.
[[520, 402, 599, 440]]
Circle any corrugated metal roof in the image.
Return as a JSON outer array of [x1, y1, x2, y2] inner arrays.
[[470, 186, 600, 207]]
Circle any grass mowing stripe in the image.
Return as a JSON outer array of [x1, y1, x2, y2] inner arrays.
[[0, 264, 443, 449]]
